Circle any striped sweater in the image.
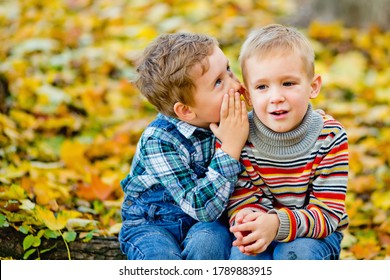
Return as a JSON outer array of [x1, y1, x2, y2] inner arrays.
[[228, 106, 349, 242]]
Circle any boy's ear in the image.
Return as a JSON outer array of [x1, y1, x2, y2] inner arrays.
[[240, 86, 252, 107], [310, 74, 322, 99], [173, 102, 196, 121]]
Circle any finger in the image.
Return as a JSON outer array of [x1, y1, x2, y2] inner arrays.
[[242, 211, 262, 223], [235, 91, 241, 114], [234, 214, 244, 224], [220, 93, 229, 119], [231, 222, 252, 234], [228, 89, 235, 116], [244, 240, 267, 255], [241, 100, 248, 121]]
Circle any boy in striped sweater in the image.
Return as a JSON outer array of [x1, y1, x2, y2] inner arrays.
[[228, 24, 349, 260]]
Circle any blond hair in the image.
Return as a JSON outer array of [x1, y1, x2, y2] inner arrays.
[[239, 24, 315, 83], [134, 32, 218, 118]]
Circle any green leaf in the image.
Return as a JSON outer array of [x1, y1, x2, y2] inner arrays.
[[44, 229, 60, 239], [63, 231, 77, 242], [18, 224, 30, 234], [23, 234, 41, 250], [40, 244, 57, 254], [23, 248, 36, 260], [0, 214, 9, 227], [81, 229, 98, 242], [32, 236, 41, 247], [23, 235, 35, 250]]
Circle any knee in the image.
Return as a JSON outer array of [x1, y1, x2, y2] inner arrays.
[[273, 239, 322, 260], [184, 223, 232, 260], [119, 225, 182, 260]]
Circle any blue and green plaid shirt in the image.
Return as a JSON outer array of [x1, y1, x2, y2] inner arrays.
[[121, 113, 244, 222]]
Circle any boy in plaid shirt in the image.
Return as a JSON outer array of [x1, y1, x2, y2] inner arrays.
[[119, 32, 249, 260]]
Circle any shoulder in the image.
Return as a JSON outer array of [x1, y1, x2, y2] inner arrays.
[[140, 115, 200, 155], [321, 114, 346, 135], [317, 114, 348, 148]]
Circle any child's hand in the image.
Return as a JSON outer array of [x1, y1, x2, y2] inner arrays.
[[230, 209, 254, 242], [210, 89, 249, 160], [230, 212, 280, 256]]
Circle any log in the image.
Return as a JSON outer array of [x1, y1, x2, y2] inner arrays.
[[0, 227, 126, 260]]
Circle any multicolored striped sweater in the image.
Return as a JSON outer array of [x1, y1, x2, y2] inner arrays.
[[227, 106, 349, 242]]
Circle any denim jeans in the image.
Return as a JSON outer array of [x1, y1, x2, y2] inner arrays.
[[120, 183, 232, 260], [119, 218, 231, 260], [229, 231, 343, 260]]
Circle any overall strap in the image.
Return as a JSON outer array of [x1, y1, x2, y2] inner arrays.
[[148, 117, 196, 154]]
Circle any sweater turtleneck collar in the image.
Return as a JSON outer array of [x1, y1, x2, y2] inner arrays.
[[248, 104, 324, 159]]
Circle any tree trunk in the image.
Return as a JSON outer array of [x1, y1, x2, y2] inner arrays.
[[283, 0, 390, 29], [0, 227, 126, 260]]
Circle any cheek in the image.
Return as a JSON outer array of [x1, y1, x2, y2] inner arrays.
[[250, 96, 265, 109]]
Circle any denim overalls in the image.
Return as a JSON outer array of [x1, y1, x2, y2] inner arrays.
[[119, 117, 231, 260]]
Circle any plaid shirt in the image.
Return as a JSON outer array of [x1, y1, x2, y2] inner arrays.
[[121, 114, 243, 222]]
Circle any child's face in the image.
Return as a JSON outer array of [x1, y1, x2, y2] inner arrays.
[[244, 50, 321, 133], [189, 46, 242, 128]]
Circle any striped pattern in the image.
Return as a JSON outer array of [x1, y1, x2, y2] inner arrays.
[[228, 114, 349, 242]]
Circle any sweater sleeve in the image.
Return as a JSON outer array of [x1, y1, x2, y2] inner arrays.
[[227, 155, 273, 225]]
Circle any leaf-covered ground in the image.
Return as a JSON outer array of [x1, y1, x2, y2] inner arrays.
[[0, 0, 389, 259]]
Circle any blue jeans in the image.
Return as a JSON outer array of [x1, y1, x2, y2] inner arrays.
[[229, 231, 343, 260], [119, 219, 231, 260]]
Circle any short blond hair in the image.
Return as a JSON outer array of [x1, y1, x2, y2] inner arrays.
[[239, 24, 315, 83], [134, 32, 218, 118]]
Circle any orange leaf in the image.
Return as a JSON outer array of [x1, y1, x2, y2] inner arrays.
[[350, 243, 381, 260], [76, 174, 115, 201]]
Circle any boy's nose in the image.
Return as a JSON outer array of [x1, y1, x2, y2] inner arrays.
[[230, 75, 242, 92], [270, 89, 286, 103]]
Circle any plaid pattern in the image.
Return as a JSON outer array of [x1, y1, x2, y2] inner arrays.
[[121, 114, 243, 222]]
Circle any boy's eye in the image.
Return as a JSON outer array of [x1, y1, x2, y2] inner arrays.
[[227, 65, 231, 72], [257, 85, 267, 90], [283, 82, 294, 86], [215, 78, 222, 87]]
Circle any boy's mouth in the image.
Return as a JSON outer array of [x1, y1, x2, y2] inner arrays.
[[270, 110, 288, 116]]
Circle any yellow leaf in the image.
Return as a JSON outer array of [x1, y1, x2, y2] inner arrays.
[[372, 191, 390, 211], [35, 206, 80, 231], [32, 177, 70, 207], [60, 140, 89, 170], [108, 223, 122, 235], [348, 175, 377, 194], [328, 51, 367, 93], [0, 184, 27, 200], [66, 218, 99, 231], [35, 207, 67, 231]]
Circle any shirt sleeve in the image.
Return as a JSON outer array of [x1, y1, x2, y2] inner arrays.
[[140, 136, 243, 222]]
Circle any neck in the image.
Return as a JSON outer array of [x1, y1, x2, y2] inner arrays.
[[248, 104, 324, 159]]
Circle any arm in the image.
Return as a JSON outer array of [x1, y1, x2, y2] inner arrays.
[[227, 168, 274, 226], [228, 164, 279, 255]]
